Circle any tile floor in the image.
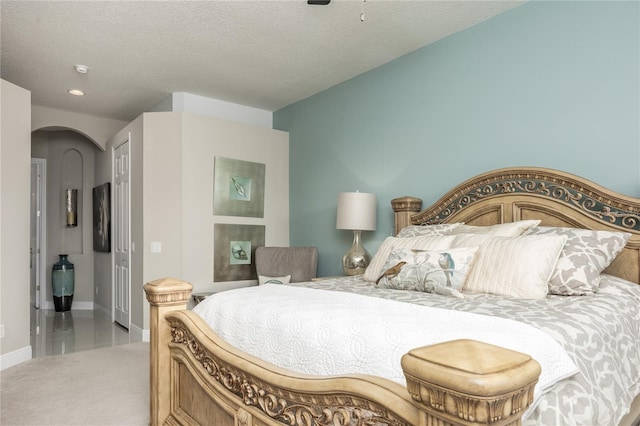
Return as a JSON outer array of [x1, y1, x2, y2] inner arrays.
[[30, 307, 140, 358]]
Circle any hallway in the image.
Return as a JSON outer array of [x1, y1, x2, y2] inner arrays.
[[30, 308, 140, 358]]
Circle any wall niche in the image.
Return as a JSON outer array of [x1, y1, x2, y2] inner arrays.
[[61, 148, 83, 254]]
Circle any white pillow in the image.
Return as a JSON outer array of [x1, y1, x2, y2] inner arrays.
[[396, 223, 463, 238], [449, 220, 541, 236], [454, 234, 567, 299], [363, 235, 455, 282], [258, 274, 291, 285]]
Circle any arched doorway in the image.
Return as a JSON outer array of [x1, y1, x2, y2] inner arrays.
[[30, 127, 118, 356]]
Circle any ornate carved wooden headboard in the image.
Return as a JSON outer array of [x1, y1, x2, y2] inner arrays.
[[392, 167, 640, 284]]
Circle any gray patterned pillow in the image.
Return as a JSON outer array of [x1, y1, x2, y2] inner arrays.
[[524, 226, 631, 295], [396, 223, 463, 238], [376, 246, 479, 298]]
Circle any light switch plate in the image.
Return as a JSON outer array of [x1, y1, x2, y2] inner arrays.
[[151, 242, 162, 253]]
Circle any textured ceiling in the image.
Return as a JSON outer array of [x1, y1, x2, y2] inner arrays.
[[1, 1, 524, 121]]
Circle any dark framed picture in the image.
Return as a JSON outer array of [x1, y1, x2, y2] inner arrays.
[[214, 224, 265, 282], [93, 183, 111, 252], [213, 157, 265, 218]]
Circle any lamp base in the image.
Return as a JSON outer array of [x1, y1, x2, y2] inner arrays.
[[342, 230, 371, 276]]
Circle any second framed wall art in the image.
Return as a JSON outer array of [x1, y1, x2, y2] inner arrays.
[[213, 224, 265, 282]]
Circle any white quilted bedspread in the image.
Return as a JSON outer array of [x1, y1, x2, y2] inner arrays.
[[193, 284, 578, 413]]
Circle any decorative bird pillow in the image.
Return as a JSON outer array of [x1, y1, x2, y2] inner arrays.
[[376, 246, 479, 298], [375, 261, 407, 285]]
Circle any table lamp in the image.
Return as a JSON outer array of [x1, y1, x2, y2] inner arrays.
[[336, 191, 377, 276]]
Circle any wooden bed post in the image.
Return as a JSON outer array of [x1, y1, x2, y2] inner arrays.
[[402, 339, 541, 426], [391, 196, 422, 235], [144, 278, 192, 426]]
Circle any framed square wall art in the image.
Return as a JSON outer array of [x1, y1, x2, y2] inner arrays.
[[214, 224, 265, 282], [213, 157, 265, 218], [93, 182, 111, 252]]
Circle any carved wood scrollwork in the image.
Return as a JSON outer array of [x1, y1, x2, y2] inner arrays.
[[406, 378, 535, 425], [171, 325, 410, 426], [413, 171, 640, 231], [237, 408, 251, 426]]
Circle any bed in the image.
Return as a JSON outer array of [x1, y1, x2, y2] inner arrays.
[[144, 166, 640, 426]]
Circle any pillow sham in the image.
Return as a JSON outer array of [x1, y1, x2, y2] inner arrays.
[[449, 220, 541, 236], [363, 235, 455, 282], [453, 234, 567, 299], [376, 246, 479, 298], [258, 274, 291, 285], [524, 226, 631, 295], [396, 223, 463, 238]]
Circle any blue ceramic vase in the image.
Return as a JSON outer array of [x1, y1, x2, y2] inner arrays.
[[52, 254, 74, 312]]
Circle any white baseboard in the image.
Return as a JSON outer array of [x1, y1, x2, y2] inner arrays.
[[1, 346, 32, 370], [130, 323, 150, 342], [93, 303, 111, 317], [71, 301, 94, 310], [41, 301, 95, 310]]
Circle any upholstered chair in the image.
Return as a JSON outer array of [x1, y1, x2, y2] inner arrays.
[[255, 247, 318, 283]]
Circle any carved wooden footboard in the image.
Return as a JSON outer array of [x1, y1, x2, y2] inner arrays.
[[144, 278, 541, 426]]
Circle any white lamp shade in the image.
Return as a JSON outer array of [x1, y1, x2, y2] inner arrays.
[[336, 192, 376, 231]]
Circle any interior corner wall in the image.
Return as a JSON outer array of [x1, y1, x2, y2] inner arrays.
[[1, 79, 31, 362], [141, 112, 184, 311], [274, 1, 640, 277]]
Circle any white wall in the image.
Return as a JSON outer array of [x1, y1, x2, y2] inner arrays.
[[32, 105, 128, 151], [140, 113, 183, 332], [181, 112, 289, 293], [136, 112, 289, 332], [151, 92, 273, 129], [1, 79, 32, 368]]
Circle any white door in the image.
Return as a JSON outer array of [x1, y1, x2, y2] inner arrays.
[[113, 140, 130, 329], [30, 159, 46, 309]]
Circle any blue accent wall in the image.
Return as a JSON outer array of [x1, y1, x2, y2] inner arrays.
[[274, 1, 640, 277]]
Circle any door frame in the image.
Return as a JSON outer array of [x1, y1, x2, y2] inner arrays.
[[112, 136, 131, 328], [30, 158, 47, 309]]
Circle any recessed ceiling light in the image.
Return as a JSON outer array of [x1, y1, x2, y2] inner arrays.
[[68, 89, 85, 96], [74, 64, 89, 74]]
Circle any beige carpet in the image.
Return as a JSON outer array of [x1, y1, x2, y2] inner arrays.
[[0, 342, 149, 426]]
